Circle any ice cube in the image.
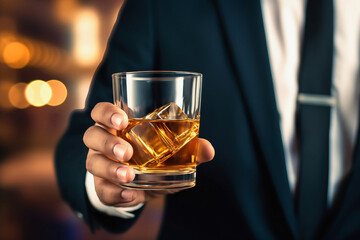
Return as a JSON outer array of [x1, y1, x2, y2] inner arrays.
[[124, 103, 196, 169], [144, 102, 193, 153], [145, 102, 188, 120], [125, 120, 175, 168]]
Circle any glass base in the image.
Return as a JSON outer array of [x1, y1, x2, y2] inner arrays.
[[120, 170, 196, 190]]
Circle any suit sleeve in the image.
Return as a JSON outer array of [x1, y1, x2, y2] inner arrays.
[[55, 0, 157, 233]]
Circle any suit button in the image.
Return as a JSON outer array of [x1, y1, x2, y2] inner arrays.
[[75, 211, 84, 219]]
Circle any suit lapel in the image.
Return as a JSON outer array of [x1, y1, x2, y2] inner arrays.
[[214, 0, 298, 237], [323, 119, 360, 238]]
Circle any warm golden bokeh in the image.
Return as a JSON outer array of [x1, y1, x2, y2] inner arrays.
[[47, 80, 67, 106], [0, 1, 162, 239], [25, 80, 52, 107], [8, 82, 29, 109], [2, 41, 31, 69], [73, 7, 100, 66]]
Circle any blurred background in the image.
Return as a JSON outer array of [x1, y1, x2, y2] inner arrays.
[[0, 0, 163, 239]]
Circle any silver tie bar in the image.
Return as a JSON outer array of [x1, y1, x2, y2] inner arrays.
[[297, 93, 336, 107]]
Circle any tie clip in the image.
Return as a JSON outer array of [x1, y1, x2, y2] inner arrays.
[[297, 93, 336, 107]]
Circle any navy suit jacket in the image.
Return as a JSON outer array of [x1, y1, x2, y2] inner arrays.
[[55, 1, 360, 239]]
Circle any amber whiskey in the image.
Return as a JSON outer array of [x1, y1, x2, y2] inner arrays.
[[117, 118, 199, 172]]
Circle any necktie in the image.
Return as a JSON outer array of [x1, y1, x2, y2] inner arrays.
[[296, 0, 334, 239]]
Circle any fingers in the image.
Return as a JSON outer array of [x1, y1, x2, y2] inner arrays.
[[85, 102, 144, 207], [196, 138, 215, 164], [91, 102, 128, 130], [94, 176, 146, 207], [85, 102, 215, 207], [83, 126, 133, 162], [86, 150, 134, 184]]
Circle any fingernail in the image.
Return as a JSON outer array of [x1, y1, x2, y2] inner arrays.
[[113, 143, 125, 160], [111, 113, 122, 129], [116, 167, 128, 181], [121, 189, 134, 200]]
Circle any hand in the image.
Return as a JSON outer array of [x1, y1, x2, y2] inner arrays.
[[83, 102, 215, 207]]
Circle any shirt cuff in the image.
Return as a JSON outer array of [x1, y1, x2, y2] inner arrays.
[[85, 171, 144, 219]]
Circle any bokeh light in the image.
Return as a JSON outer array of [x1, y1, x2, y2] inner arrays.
[[73, 7, 100, 66], [2, 41, 31, 69], [8, 82, 29, 109], [25, 80, 52, 107], [47, 80, 67, 106]]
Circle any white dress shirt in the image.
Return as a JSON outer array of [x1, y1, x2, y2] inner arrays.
[[262, 0, 360, 205], [86, 0, 360, 217]]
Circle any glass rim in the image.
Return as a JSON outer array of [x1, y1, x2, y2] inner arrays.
[[112, 70, 202, 80]]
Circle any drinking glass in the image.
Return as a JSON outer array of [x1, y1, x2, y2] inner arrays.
[[112, 71, 202, 189]]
